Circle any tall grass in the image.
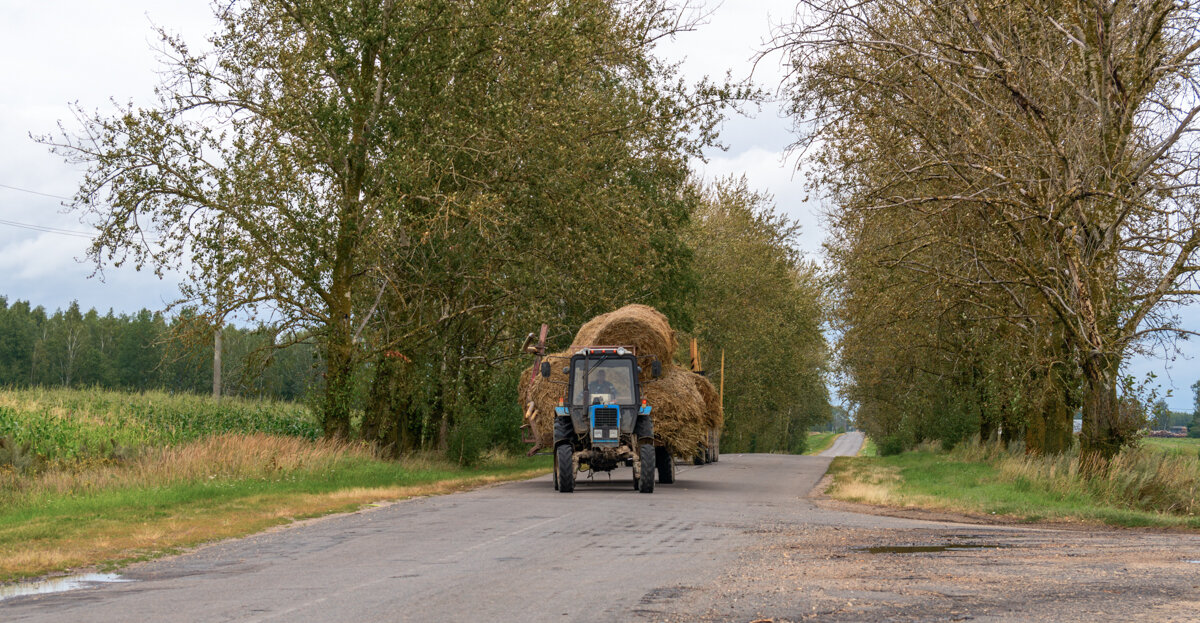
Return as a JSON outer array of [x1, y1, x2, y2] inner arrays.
[[949, 439, 1200, 517], [0, 433, 362, 506]]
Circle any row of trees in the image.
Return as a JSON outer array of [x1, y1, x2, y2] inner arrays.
[[0, 297, 316, 399], [41, 0, 830, 459], [687, 179, 830, 453], [779, 0, 1200, 461]]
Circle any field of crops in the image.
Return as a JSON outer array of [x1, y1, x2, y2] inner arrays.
[[0, 387, 318, 465], [1141, 436, 1200, 457]]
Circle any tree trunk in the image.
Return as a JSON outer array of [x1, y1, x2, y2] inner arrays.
[[363, 354, 411, 458], [323, 332, 354, 440], [1079, 354, 1121, 466], [1026, 362, 1075, 455], [979, 415, 997, 443], [999, 402, 1018, 448]]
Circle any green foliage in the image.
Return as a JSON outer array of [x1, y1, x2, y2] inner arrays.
[[875, 436, 907, 457], [0, 388, 317, 463]]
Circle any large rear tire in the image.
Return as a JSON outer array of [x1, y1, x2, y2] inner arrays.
[[556, 444, 575, 493], [656, 446, 675, 484], [638, 442, 655, 493]]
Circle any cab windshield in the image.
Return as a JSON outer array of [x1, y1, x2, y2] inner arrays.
[[571, 359, 635, 405]]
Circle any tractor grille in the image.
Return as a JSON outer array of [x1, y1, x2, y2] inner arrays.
[[593, 407, 619, 429]]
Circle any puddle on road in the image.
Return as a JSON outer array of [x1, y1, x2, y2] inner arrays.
[[858, 544, 1008, 554], [0, 573, 131, 601]]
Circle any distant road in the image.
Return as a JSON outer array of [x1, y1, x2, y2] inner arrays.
[[819, 431, 864, 457], [5, 433, 1198, 622]]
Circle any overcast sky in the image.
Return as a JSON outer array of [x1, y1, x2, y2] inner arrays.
[[1, 1, 1197, 410]]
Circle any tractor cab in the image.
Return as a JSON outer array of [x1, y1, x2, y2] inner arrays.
[[561, 348, 641, 444]]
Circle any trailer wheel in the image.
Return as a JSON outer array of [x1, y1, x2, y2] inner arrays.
[[693, 451, 705, 466], [638, 442, 655, 493], [556, 444, 575, 493], [656, 446, 675, 484]]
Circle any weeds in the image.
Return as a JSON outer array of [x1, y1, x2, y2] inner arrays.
[[830, 436, 1200, 527], [948, 439, 1200, 516]]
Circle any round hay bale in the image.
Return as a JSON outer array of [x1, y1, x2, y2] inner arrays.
[[691, 372, 724, 431], [571, 304, 677, 376], [643, 365, 708, 457]]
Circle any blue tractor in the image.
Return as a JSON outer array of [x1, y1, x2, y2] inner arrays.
[[538, 346, 662, 493]]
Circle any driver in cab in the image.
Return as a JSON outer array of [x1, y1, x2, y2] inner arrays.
[[588, 370, 617, 396]]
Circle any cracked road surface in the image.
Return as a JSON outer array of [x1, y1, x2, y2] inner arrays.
[[4, 432, 1199, 622]]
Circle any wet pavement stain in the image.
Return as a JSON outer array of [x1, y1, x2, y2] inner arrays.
[[0, 573, 131, 601]]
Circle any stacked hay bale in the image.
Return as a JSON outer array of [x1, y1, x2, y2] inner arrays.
[[692, 372, 724, 432], [518, 305, 716, 457]]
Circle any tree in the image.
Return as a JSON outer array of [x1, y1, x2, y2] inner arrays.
[[0, 298, 37, 385], [44, 0, 737, 439], [779, 0, 1200, 462], [1150, 399, 1171, 432]]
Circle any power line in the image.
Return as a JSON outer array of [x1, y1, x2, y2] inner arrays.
[[0, 218, 95, 239], [0, 182, 72, 201]]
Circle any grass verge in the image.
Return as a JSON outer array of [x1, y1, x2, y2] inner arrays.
[[0, 434, 549, 582], [804, 432, 842, 455], [857, 435, 877, 457], [826, 438, 1200, 529]]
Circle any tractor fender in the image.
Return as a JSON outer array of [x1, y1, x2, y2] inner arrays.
[[634, 412, 654, 442], [553, 415, 574, 447]]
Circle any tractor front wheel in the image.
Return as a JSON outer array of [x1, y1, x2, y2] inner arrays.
[[556, 444, 575, 493]]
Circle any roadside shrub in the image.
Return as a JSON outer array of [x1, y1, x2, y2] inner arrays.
[[877, 435, 907, 456]]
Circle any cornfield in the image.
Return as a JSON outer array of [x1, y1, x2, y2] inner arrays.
[[0, 387, 318, 464]]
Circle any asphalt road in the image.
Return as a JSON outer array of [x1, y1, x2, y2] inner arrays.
[[5, 431, 1200, 622], [818, 431, 864, 457]]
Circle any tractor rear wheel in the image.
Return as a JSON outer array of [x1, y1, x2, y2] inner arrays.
[[638, 442, 655, 493], [656, 446, 675, 484], [556, 444, 575, 493]]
